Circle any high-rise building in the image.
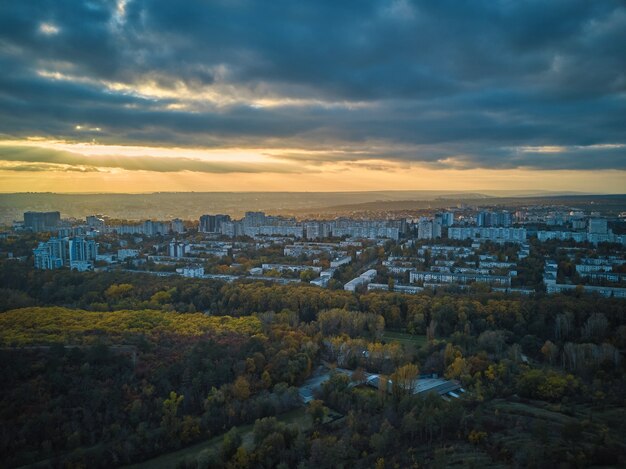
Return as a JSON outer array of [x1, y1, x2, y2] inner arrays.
[[588, 218, 608, 235], [171, 218, 185, 234], [86, 215, 105, 230], [476, 211, 488, 227], [476, 210, 511, 227], [417, 219, 433, 239], [47, 237, 67, 262], [500, 211, 512, 227], [417, 218, 442, 240], [304, 222, 321, 240], [34, 236, 97, 270], [221, 221, 244, 237], [142, 220, 169, 236], [303, 222, 332, 240], [168, 240, 188, 258], [433, 215, 443, 238], [68, 237, 98, 264], [199, 214, 231, 233], [33, 242, 63, 269], [441, 212, 455, 227], [243, 211, 266, 227], [24, 211, 61, 232]]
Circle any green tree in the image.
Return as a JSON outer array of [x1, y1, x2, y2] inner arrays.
[[307, 399, 328, 425], [161, 391, 184, 440], [220, 427, 242, 460]]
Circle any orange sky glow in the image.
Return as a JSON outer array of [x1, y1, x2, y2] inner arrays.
[[1, 140, 624, 193]]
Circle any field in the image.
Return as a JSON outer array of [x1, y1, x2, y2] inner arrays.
[[477, 398, 626, 465], [381, 330, 427, 349]]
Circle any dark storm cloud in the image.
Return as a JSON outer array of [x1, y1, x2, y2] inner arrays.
[[0, 0, 624, 170]]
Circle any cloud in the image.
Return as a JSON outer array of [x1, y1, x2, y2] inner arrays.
[[0, 145, 303, 174], [0, 0, 624, 172], [0, 162, 101, 172]]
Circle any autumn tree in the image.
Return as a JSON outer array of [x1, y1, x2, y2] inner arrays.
[[541, 340, 559, 365], [390, 363, 419, 401], [232, 376, 251, 401], [104, 283, 134, 299]]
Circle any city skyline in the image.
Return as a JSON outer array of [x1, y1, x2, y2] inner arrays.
[[1, 1, 625, 192]]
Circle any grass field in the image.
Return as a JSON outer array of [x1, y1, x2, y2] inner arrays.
[[125, 407, 341, 469], [381, 330, 428, 349], [482, 398, 626, 464]]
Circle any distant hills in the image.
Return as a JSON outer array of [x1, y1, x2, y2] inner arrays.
[[0, 191, 623, 225]]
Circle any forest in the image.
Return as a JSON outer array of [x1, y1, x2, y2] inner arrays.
[[0, 258, 625, 468]]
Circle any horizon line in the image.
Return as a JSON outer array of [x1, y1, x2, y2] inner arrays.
[[0, 190, 622, 196]]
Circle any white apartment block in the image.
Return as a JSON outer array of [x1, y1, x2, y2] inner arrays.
[[410, 270, 511, 286], [330, 256, 352, 268], [344, 269, 377, 292], [448, 227, 527, 243]]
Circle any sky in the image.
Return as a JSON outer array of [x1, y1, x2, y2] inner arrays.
[[0, 0, 625, 193]]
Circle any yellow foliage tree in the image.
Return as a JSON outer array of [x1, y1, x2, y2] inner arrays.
[[390, 363, 419, 400], [232, 376, 251, 401]]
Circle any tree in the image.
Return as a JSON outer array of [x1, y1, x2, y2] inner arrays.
[[517, 369, 579, 401], [554, 313, 573, 341], [477, 330, 506, 355], [104, 283, 133, 299], [468, 429, 487, 445], [161, 391, 184, 440], [261, 370, 272, 389], [253, 417, 282, 445], [307, 399, 328, 425], [427, 319, 437, 341], [180, 415, 201, 443], [300, 269, 317, 282], [582, 313, 608, 342], [232, 376, 251, 401], [151, 290, 172, 305], [369, 420, 394, 454], [445, 356, 469, 381], [230, 447, 250, 468], [390, 363, 419, 401], [220, 427, 241, 460], [541, 340, 559, 365], [444, 343, 457, 367]]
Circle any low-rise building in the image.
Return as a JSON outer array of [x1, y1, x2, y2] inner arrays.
[[117, 249, 139, 261], [448, 227, 527, 243], [410, 270, 511, 286], [545, 283, 626, 298], [344, 269, 377, 292], [261, 263, 322, 273], [330, 256, 352, 268], [310, 276, 330, 288], [367, 283, 424, 294], [177, 266, 204, 278]]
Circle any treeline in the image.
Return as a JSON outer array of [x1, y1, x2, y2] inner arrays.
[[2, 260, 624, 338]]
